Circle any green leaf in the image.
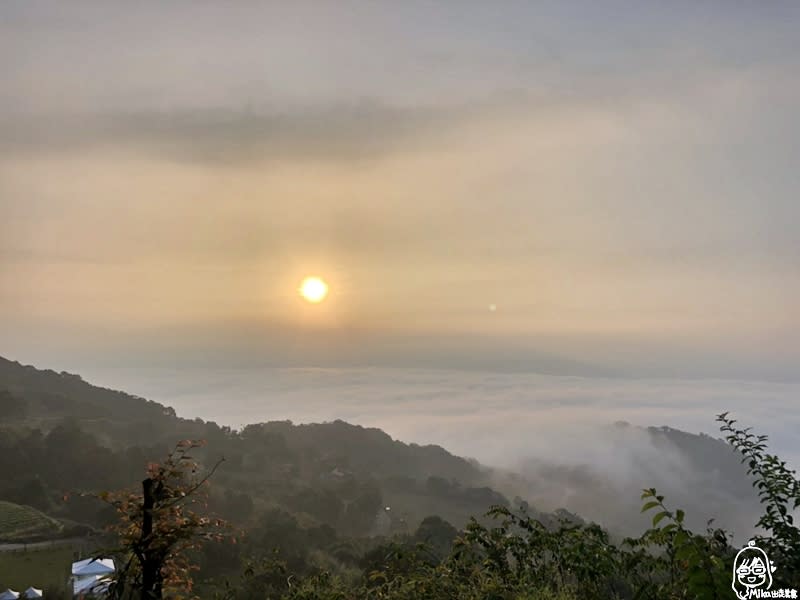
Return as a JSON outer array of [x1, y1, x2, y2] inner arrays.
[[641, 501, 660, 513], [652, 512, 668, 527]]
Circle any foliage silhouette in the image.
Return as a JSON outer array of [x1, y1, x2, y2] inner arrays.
[[208, 414, 798, 600], [96, 440, 227, 600]]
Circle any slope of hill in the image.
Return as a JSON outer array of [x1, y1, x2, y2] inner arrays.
[[0, 501, 63, 542], [0, 356, 175, 419], [0, 357, 482, 482], [504, 421, 759, 537], [0, 356, 503, 534]]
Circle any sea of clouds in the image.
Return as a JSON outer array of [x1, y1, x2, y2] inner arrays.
[[74, 365, 799, 538], [80, 366, 800, 470]]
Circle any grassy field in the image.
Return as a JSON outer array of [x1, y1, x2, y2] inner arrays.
[[0, 501, 63, 542], [0, 546, 73, 593]]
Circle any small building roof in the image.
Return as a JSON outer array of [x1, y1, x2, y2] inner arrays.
[[72, 557, 115, 576], [22, 588, 42, 599], [0, 589, 19, 600]]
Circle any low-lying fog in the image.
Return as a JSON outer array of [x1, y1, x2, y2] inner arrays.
[[81, 366, 799, 539]]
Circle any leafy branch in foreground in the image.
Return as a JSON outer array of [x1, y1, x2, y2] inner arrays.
[[718, 411, 800, 585], [636, 488, 730, 599], [96, 440, 228, 599]]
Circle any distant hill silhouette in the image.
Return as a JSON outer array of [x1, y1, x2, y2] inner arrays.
[[0, 356, 175, 424]]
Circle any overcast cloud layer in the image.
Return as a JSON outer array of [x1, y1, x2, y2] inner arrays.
[[2, 2, 799, 379], [76, 365, 800, 469]]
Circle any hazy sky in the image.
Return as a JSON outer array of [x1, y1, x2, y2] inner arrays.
[[2, 2, 799, 378]]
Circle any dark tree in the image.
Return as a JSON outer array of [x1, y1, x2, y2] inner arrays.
[[99, 440, 226, 599]]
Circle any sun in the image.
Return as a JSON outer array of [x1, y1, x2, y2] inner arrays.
[[299, 276, 329, 303]]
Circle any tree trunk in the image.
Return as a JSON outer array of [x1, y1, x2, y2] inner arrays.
[[140, 478, 161, 600]]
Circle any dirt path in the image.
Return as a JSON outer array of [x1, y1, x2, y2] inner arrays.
[[0, 537, 86, 553]]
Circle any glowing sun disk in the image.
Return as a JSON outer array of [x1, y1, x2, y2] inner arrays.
[[299, 276, 329, 303]]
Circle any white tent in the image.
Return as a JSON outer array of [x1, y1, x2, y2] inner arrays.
[[72, 557, 115, 597], [21, 588, 42, 599], [0, 589, 19, 600], [72, 558, 115, 577]]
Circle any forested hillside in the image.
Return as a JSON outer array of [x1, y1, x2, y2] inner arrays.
[[0, 356, 778, 599], [0, 356, 512, 538]]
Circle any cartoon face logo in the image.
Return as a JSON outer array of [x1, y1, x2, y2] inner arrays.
[[737, 556, 767, 587], [733, 541, 775, 599]]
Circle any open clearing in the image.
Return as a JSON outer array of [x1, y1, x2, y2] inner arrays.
[[0, 546, 73, 593]]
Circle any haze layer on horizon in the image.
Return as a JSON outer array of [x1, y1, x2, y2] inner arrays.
[[1, 2, 798, 379]]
